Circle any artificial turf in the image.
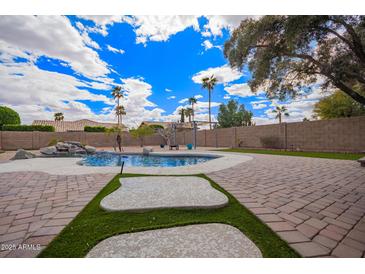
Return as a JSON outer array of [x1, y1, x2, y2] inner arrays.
[[38, 173, 300, 258], [219, 148, 364, 160]]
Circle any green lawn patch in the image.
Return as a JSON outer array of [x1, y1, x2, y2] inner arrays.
[[219, 148, 364, 160], [38, 173, 299, 258]]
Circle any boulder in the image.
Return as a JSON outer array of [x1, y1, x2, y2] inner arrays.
[[40, 146, 57, 155], [69, 147, 87, 155], [11, 149, 36, 160], [85, 145, 96, 154], [40, 141, 96, 157], [65, 141, 82, 147], [143, 146, 153, 155], [56, 142, 69, 152]]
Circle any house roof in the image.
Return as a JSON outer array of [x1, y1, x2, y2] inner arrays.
[[32, 119, 125, 132]]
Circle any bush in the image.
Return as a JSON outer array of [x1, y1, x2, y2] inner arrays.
[[2, 124, 55, 132], [84, 126, 106, 132], [260, 136, 281, 149], [0, 106, 21, 127]]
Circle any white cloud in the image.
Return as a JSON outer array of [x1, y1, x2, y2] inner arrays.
[[0, 16, 110, 79], [223, 94, 231, 100], [224, 83, 264, 97], [202, 16, 258, 37], [192, 64, 243, 84], [0, 62, 114, 124], [118, 77, 166, 128], [167, 96, 176, 100], [201, 40, 222, 51], [165, 88, 172, 92], [107, 45, 125, 54], [256, 88, 329, 124], [77, 15, 128, 36], [252, 103, 267, 110], [251, 99, 269, 109], [179, 98, 189, 104], [178, 94, 204, 104], [128, 16, 200, 44]]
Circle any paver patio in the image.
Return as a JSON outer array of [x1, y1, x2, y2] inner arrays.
[[1, 150, 365, 258], [0, 171, 114, 257], [208, 153, 365, 258]]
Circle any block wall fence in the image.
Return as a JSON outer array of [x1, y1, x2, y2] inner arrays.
[[0, 116, 364, 152]]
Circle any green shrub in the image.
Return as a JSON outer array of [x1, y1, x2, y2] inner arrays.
[[84, 126, 106, 132], [0, 106, 21, 127], [2, 124, 55, 132]]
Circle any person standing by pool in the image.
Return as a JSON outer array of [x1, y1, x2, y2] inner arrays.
[[116, 134, 122, 152]]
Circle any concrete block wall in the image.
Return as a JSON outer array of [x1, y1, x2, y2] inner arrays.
[[0, 116, 364, 152]]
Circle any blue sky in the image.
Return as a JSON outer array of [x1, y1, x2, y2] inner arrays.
[[0, 15, 323, 127]]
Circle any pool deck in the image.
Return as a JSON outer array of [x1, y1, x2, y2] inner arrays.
[[1, 146, 365, 257], [0, 147, 252, 175]]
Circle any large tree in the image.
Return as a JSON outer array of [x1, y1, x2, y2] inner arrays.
[[272, 106, 289, 124], [115, 105, 126, 126], [224, 16, 365, 105], [313, 90, 365, 119], [185, 107, 193, 123], [54, 112, 64, 121], [188, 97, 197, 121], [217, 100, 253, 128], [111, 86, 124, 126], [201, 75, 218, 129]]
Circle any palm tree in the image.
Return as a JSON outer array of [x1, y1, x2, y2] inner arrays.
[[188, 97, 197, 121], [185, 107, 193, 123], [115, 105, 126, 127], [201, 75, 218, 129], [54, 112, 64, 121], [178, 108, 185, 123], [111, 86, 123, 126], [272, 106, 289, 124]]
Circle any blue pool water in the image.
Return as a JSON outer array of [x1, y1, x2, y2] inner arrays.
[[80, 152, 217, 167]]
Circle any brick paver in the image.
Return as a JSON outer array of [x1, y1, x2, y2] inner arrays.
[[208, 153, 365, 258], [0, 171, 114, 257]]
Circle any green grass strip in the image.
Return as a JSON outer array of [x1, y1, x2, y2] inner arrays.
[[219, 148, 364, 160], [38, 173, 300, 258]]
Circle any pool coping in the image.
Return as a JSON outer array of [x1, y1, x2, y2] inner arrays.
[[0, 150, 253, 175]]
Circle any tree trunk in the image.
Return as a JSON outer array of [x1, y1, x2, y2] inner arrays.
[[209, 89, 212, 130], [333, 80, 365, 105], [117, 97, 120, 126], [279, 113, 282, 124], [191, 103, 195, 121]]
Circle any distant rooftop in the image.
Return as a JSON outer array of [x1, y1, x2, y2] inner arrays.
[[32, 119, 125, 132]]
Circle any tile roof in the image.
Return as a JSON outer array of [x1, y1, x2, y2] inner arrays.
[[32, 119, 125, 132]]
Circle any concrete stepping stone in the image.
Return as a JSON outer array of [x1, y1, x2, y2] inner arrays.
[[87, 223, 262, 258], [100, 176, 228, 212]]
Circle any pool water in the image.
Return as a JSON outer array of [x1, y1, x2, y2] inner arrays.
[[80, 152, 217, 167]]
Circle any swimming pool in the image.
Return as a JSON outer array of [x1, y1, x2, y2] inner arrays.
[[80, 152, 218, 167]]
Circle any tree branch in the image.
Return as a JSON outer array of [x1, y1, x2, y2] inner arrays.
[[331, 17, 365, 66]]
